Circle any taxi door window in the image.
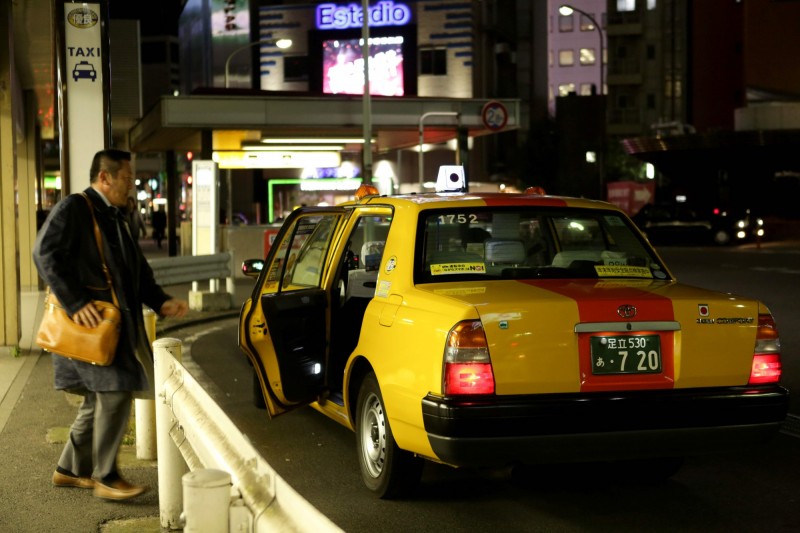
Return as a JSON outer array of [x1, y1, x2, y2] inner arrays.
[[264, 214, 339, 293]]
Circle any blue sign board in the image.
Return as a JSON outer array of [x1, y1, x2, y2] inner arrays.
[[316, 1, 411, 30]]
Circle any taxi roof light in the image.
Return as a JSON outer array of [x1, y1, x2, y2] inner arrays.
[[354, 184, 379, 201], [435, 165, 466, 193], [525, 186, 547, 195]]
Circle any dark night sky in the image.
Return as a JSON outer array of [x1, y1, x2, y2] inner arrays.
[[108, 0, 185, 36]]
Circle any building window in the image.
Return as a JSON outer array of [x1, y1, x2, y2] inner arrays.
[[617, 0, 636, 12], [420, 48, 447, 75], [646, 44, 656, 60], [579, 48, 596, 65], [617, 45, 627, 59], [549, 50, 554, 67], [284, 55, 309, 82], [664, 77, 682, 97], [647, 0, 657, 9], [558, 49, 575, 66], [580, 83, 594, 96], [580, 13, 597, 31], [558, 83, 576, 96], [559, 13, 574, 32], [646, 93, 656, 108], [617, 94, 631, 108], [141, 42, 166, 64]]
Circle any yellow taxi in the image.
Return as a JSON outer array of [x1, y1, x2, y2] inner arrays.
[[238, 166, 788, 498]]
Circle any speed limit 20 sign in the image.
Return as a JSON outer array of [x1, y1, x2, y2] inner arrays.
[[481, 100, 508, 131]]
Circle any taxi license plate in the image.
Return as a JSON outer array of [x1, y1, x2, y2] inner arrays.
[[590, 335, 662, 375]]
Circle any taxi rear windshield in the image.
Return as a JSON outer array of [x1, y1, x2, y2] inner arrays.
[[416, 207, 669, 282]]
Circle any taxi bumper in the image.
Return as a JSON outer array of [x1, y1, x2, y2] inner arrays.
[[422, 386, 789, 467]]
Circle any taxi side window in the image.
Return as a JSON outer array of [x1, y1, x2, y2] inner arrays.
[[341, 215, 392, 300], [264, 215, 339, 293]]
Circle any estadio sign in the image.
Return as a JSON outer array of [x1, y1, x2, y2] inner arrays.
[[316, 1, 411, 30]]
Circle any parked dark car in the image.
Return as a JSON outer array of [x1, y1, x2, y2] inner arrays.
[[632, 203, 765, 245]]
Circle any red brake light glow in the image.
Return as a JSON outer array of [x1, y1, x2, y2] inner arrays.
[[445, 363, 494, 395], [443, 321, 495, 395], [749, 354, 782, 385], [749, 313, 782, 385]]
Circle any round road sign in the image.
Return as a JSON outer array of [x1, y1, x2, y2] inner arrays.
[[481, 100, 508, 131]]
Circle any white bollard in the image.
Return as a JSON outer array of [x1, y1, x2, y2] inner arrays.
[[154, 337, 189, 530], [182, 469, 232, 533], [136, 308, 158, 460]]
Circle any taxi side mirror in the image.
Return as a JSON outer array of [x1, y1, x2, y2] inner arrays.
[[242, 259, 264, 278]]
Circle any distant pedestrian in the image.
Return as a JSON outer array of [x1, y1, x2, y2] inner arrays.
[[151, 207, 166, 249], [33, 148, 188, 501]]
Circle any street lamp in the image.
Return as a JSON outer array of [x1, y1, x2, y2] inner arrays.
[[559, 5, 604, 95], [224, 38, 292, 88]]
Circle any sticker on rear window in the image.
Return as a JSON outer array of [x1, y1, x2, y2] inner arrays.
[[594, 265, 653, 278], [604, 215, 627, 227], [433, 287, 487, 296], [430, 262, 486, 275]]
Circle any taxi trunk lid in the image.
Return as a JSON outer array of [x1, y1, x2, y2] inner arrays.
[[425, 279, 762, 395]]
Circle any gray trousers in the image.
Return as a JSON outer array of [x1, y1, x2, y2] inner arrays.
[[57, 391, 132, 480]]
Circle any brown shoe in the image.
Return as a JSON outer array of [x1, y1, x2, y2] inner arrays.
[[52, 470, 95, 489], [93, 478, 147, 501]]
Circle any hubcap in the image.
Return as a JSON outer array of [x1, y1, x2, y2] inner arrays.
[[360, 392, 387, 478]]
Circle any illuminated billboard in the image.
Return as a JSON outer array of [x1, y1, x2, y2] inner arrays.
[[322, 36, 404, 96], [309, 22, 417, 96]]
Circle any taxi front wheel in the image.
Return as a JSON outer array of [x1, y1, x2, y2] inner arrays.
[[355, 372, 423, 499]]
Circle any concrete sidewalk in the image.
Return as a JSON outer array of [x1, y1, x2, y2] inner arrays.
[[0, 237, 253, 532]]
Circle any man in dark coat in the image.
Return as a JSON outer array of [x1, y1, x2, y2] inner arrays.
[[33, 149, 188, 501]]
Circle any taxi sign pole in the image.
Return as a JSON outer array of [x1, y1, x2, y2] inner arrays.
[[361, 0, 373, 185], [57, 0, 112, 194], [192, 160, 219, 292], [418, 112, 460, 192]]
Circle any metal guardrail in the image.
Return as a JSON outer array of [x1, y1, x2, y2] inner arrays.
[[148, 252, 232, 286], [781, 413, 800, 438], [153, 338, 342, 532]]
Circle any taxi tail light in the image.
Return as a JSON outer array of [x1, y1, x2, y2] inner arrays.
[[443, 320, 495, 395], [749, 313, 782, 385]]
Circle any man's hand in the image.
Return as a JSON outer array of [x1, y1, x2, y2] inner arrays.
[[72, 302, 104, 328], [160, 299, 189, 318]]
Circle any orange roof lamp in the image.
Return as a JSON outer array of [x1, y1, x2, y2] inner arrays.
[[354, 183, 380, 201], [525, 186, 547, 195]]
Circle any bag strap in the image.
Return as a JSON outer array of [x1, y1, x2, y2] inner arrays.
[[81, 193, 120, 309]]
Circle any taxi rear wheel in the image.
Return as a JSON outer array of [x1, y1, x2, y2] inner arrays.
[[355, 372, 423, 499]]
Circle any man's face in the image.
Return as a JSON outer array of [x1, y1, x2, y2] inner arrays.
[[100, 160, 133, 208]]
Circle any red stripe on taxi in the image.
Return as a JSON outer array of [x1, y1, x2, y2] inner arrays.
[[482, 196, 569, 207], [523, 279, 676, 393]]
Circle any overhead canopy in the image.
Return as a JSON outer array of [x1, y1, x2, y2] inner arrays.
[[621, 129, 800, 174], [129, 91, 521, 154]]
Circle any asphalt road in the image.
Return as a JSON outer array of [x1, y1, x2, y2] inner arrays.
[[175, 244, 800, 532]]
